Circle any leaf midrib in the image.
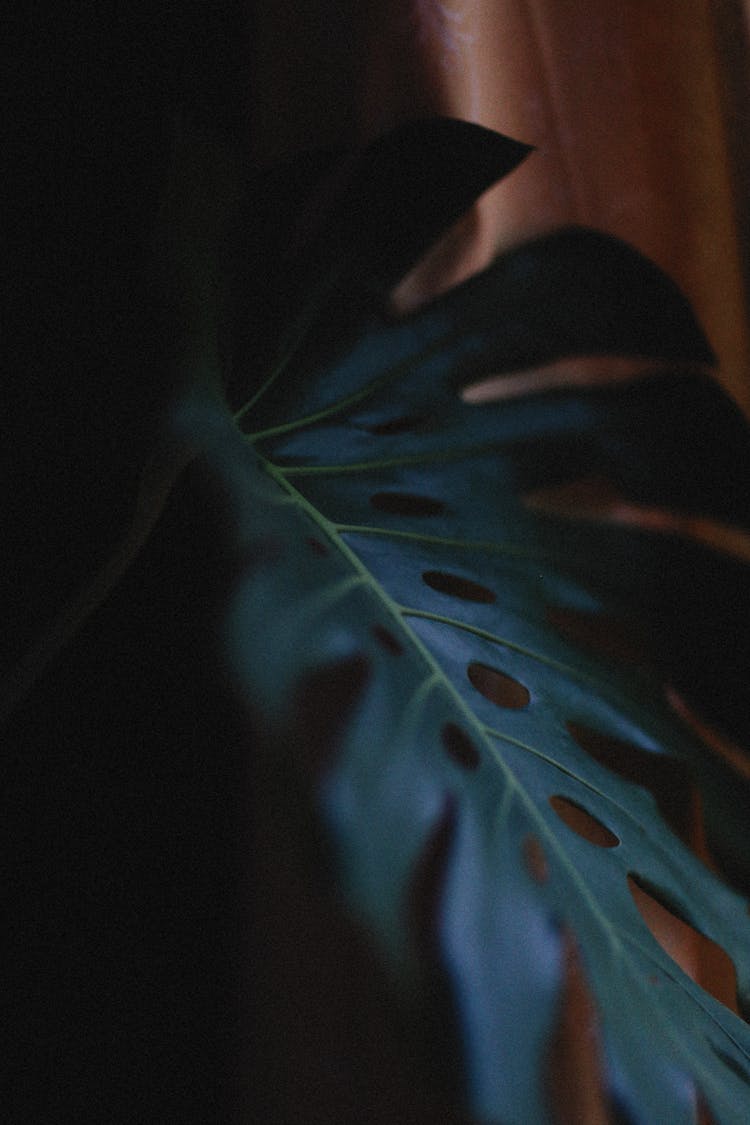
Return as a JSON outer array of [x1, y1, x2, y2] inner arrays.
[[258, 447, 623, 941], [257, 440, 750, 1066]]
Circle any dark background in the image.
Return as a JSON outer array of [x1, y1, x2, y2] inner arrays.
[[3, 10, 459, 1122], [5, 4, 249, 652], [4, 8, 256, 1120]]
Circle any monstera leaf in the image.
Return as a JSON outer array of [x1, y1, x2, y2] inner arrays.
[[166, 123, 750, 1123], [7, 117, 750, 1122]]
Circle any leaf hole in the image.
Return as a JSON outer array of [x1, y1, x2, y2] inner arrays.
[[546, 930, 611, 1124], [549, 796, 619, 848], [567, 722, 693, 842], [571, 723, 730, 888], [441, 723, 480, 771], [546, 605, 656, 667], [370, 623, 404, 656], [363, 413, 435, 435], [523, 834, 549, 884], [370, 491, 446, 517], [422, 570, 496, 604], [627, 874, 740, 1015], [467, 661, 530, 710]]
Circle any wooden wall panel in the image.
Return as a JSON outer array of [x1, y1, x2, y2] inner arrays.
[[252, 1, 750, 411]]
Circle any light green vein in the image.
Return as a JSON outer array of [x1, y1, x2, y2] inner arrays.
[[482, 721, 750, 1056], [483, 726, 630, 807], [243, 371, 404, 443], [477, 722, 741, 1007], [244, 329, 456, 443], [397, 670, 443, 747], [399, 606, 592, 684], [276, 439, 508, 477], [336, 524, 549, 561], [477, 717, 620, 940], [295, 573, 369, 628], [254, 447, 750, 1051], [494, 782, 515, 835], [256, 448, 624, 958]]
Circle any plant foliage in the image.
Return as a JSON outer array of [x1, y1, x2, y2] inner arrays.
[[165, 118, 750, 1122], [8, 117, 750, 1122]]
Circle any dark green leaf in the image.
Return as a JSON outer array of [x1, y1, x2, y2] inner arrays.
[[176, 218, 750, 1123], [325, 116, 532, 292], [263, 118, 531, 298], [230, 119, 532, 396]]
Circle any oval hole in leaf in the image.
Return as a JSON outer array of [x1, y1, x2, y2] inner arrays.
[[371, 623, 404, 656], [441, 722, 480, 771], [293, 654, 371, 778], [468, 661, 530, 710], [549, 796, 619, 848], [423, 570, 496, 604], [627, 875, 740, 1015], [546, 605, 656, 667], [370, 492, 446, 517], [546, 930, 612, 1125], [567, 723, 692, 842], [523, 835, 549, 884], [364, 413, 435, 435]]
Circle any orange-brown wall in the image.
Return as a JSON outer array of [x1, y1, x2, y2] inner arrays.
[[252, 1, 750, 412]]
